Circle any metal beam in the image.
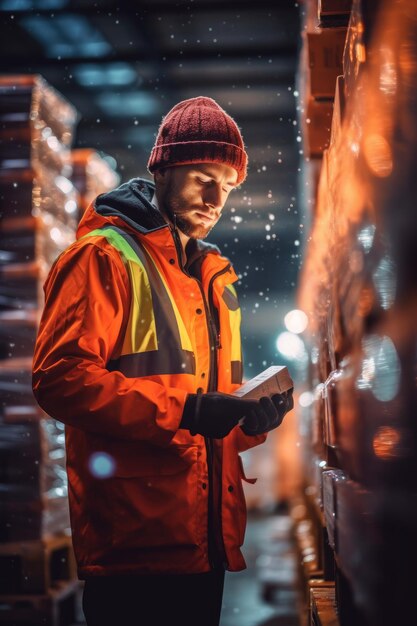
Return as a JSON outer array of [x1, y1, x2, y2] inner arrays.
[[0, 43, 298, 69], [0, 1, 299, 16]]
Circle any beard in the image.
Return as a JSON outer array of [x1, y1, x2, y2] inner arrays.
[[159, 179, 217, 240], [174, 212, 215, 239]]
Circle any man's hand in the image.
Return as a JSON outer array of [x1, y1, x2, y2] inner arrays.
[[239, 389, 294, 436], [180, 391, 271, 439]]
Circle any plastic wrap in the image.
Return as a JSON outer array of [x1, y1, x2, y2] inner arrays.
[[298, 1, 417, 622], [0, 418, 66, 496], [0, 74, 78, 544], [0, 358, 69, 540], [0, 165, 78, 228], [0, 74, 77, 175], [72, 148, 120, 214], [0, 310, 38, 360], [0, 75, 78, 317], [0, 492, 71, 542], [0, 212, 75, 267]]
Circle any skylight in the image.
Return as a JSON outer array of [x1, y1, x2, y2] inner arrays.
[[74, 63, 139, 88], [20, 13, 112, 58]]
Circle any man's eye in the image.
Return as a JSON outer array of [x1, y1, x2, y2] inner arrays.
[[197, 178, 210, 185]]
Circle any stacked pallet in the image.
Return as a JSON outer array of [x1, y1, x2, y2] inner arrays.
[[0, 75, 82, 625], [297, 0, 417, 625], [71, 147, 119, 215], [298, 0, 350, 159]]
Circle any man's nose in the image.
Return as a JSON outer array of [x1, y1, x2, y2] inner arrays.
[[203, 185, 224, 211]]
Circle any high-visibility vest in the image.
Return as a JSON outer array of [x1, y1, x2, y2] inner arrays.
[[33, 220, 255, 577], [83, 225, 243, 388]]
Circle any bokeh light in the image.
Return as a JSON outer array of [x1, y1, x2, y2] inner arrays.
[[276, 331, 307, 361], [284, 309, 308, 334], [88, 452, 116, 479]]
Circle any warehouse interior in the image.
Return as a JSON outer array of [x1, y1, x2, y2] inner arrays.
[[0, 0, 302, 380], [0, 0, 416, 625]]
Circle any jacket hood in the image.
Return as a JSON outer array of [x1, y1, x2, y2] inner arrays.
[[76, 177, 221, 262], [77, 177, 166, 238]]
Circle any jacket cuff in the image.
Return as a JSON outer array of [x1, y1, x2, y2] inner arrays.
[[179, 393, 197, 432]]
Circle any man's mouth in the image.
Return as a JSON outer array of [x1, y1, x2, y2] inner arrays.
[[195, 212, 214, 225]]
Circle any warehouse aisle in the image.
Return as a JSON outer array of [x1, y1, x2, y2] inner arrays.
[[220, 511, 301, 626]]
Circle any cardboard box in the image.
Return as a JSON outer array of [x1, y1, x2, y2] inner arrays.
[[318, 0, 352, 23], [305, 97, 334, 157], [306, 26, 347, 97], [233, 365, 293, 400], [329, 74, 346, 147], [310, 586, 339, 626], [343, 0, 366, 97]]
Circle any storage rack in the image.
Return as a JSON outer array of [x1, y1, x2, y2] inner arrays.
[[296, 1, 417, 625]]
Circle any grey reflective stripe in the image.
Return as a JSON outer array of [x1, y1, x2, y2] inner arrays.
[[222, 286, 240, 311], [104, 226, 196, 376], [108, 349, 195, 378], [231, 360, 243, 385]]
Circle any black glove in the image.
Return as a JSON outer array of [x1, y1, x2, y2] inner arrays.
[[240, 388, 294, 436], [180, 391, 268, 439]]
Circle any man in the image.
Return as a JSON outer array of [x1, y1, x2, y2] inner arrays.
[[32, 97, 293, 626]]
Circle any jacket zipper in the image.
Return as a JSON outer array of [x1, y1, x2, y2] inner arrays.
[[169, 223, 231, 570], [207, 265, 231, 354], [206, 264, 231, 569]]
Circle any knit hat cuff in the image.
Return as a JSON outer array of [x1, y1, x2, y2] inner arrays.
[[148, 140, 248, 185]]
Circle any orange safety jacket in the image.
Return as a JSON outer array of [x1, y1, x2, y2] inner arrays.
[[32, 177, 266, 577]]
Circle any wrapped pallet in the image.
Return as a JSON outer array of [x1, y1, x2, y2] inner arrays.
[[0, 75, 78, 546], [71, 148, 120, 214], [298, 0, 417, 623], [299, 0, 347, 159]]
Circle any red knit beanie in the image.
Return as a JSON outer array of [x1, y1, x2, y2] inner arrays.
[[147, 96, 248, 185]]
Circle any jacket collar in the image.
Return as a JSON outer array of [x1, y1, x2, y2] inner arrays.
[[76, 177, 224, 267]]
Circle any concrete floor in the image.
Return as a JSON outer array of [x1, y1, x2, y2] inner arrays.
[[220, 511, 301, 626]]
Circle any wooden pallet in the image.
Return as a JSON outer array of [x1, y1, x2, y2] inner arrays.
[[0, 534, 76, 594], [310, 585, 339, 626], [0, 578, 83, 626]]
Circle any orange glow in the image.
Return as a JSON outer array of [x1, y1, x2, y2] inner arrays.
[[363, 134, 393, 177], [373, 426, 401, 459], [356, 42, 366, 64], [358, 287, 375, 317]]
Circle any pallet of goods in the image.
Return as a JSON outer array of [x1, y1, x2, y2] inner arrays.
[[296, 0, 417, 624], [0, 74, 81, 624], [298, 0, 347, 159], [71, 147, 119, 214]]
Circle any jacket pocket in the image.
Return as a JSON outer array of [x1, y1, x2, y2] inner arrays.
[[238, 454, 257, 484], [111, 442, 198, 478], [91, 443, 201, 551]]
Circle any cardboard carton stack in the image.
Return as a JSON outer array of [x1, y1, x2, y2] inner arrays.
[[298, 0, 350, 159], [298, 1, 417, 623], [0, 75, 78, 543], [71, 147, 119, 214]]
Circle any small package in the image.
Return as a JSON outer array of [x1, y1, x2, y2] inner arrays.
[[233, 366, 294, 400]]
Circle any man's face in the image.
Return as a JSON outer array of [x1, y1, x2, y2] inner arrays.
[[155, 162, 238, 239]]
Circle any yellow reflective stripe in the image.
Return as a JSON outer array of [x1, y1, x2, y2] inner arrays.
[[229, 307, 242, 363], [123, 259, 157, 354], [221, 282, 241, 363], [81, 228, 157, 355], [141, 242, 193, 353]]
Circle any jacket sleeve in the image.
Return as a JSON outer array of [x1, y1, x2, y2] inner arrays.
[[32, 239, 188, 447], [234, 428, 267, 453]]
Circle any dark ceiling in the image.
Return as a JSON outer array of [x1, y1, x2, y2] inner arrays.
[[0, 0, 302, 376]]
